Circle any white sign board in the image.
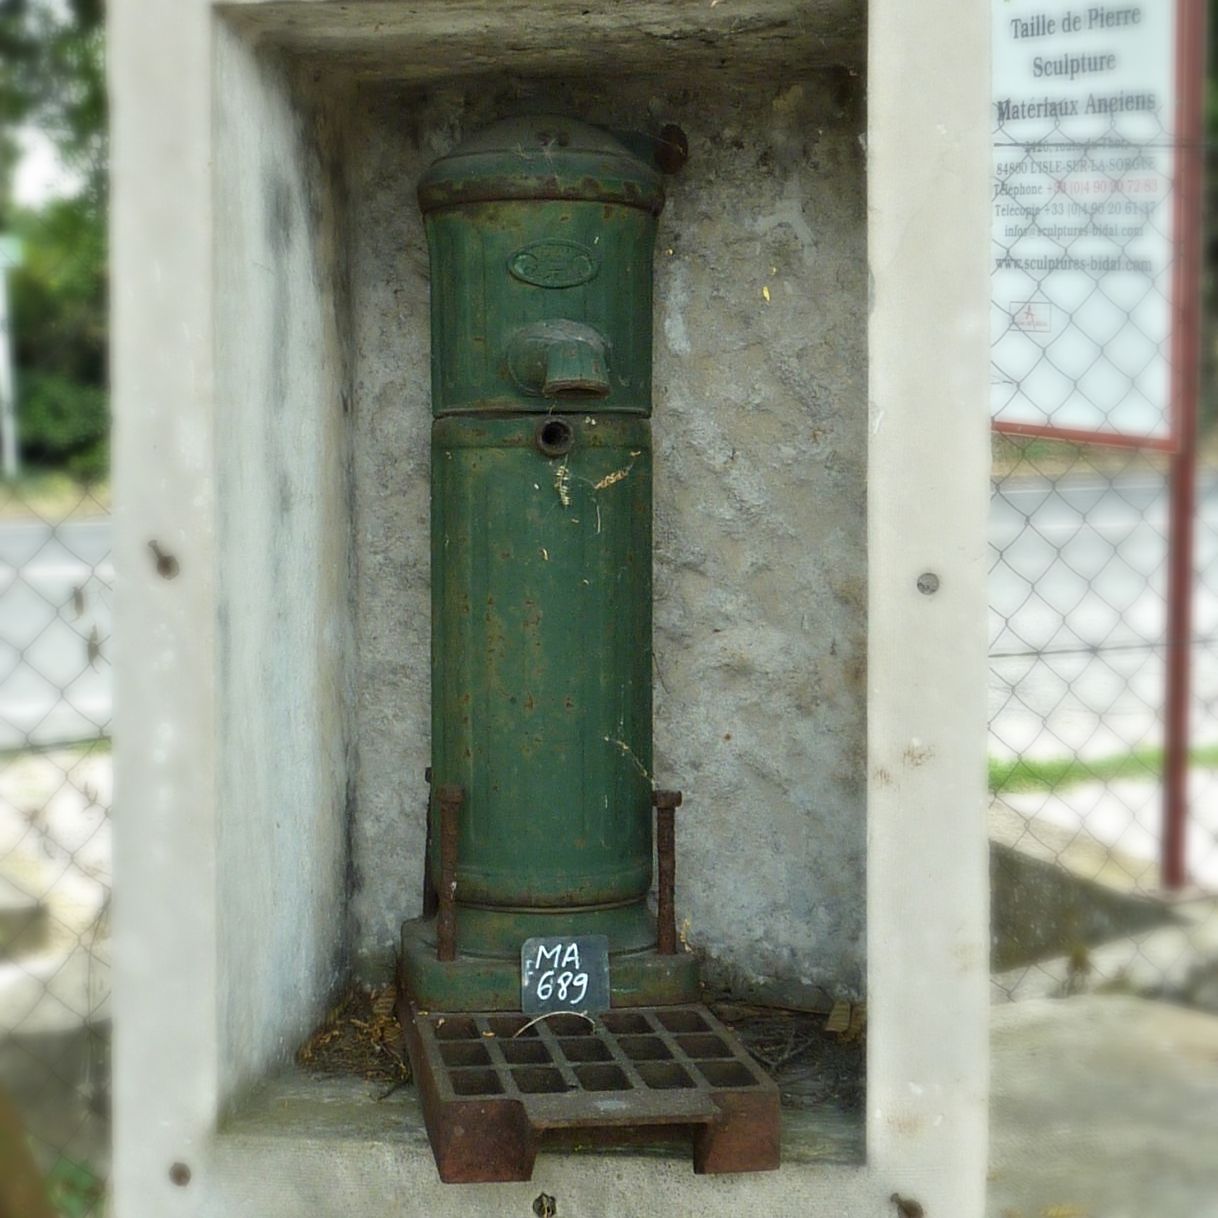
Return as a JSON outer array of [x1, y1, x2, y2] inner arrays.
[[991, 2, 1177, 440]]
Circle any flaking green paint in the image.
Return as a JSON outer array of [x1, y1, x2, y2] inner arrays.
[[430, 415, 655, 947], [402, 116, 694, 1008]]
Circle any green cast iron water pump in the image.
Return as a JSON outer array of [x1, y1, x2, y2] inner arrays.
[[400, 116, 697, 1011]]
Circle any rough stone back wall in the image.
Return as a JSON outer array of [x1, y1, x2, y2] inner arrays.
[[347, 70, 867, 1005]]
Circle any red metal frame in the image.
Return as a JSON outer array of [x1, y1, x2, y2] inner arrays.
[[1162, 0, 1207, 889]]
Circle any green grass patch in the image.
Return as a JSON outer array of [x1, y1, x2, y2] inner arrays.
[[0, 736, 111, 762], [45, 1155, 105, 1218], [0, 470, 109, 520], [989, 744, 1218, 794], [989, 432, 1171, 480]]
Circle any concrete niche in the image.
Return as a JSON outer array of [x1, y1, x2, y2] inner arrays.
[[112, 1, 990, 1215]]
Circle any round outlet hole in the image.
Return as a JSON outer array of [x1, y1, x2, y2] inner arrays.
[[536, 418, 575, 458]]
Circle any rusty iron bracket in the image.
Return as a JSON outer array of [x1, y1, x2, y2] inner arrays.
[[421, 767, 438, 919], [609, 124, 690, 175], [652, 789, 683, 955], [435, 784, 464, 962]]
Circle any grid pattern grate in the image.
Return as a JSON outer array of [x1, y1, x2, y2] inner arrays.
[[417, 1006, 770, 1117], [403, 1000, 781, 1179]]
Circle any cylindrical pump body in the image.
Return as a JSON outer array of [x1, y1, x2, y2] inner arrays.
[[431, 415, 654, 953], [420, 117, 663, 956]]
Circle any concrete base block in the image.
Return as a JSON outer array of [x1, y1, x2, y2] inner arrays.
[[399, 918, 700, 1011]]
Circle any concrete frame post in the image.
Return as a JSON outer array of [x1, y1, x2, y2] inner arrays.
[[111, 2, 991, 1214]]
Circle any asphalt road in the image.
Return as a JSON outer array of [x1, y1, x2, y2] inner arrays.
[[989, 469, 1218, 763], [0, 472, 1212, 762], [0, 518, 111, 749]]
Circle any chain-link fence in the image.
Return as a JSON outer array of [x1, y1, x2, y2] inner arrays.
[[989, 96, 1218, 1005], [1196, 445, 1218, 881], [0, 478, 110, 1216]]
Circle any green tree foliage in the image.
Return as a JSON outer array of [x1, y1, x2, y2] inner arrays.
[[0, 1, 105, 214], [1, 0, 106, 480], [10, 198, 107, 478]]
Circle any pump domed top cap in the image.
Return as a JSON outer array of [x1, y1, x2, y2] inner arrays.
[[417, 116, 665, 215]]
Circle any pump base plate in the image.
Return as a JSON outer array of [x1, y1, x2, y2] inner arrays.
[[397, 998, 781, 1182], [399, 916, 701, 1011]]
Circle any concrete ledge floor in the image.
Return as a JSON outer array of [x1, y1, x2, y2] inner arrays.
[[223, 1067, 864, 1167], [212, 994, 1217, 1216], [213, 1068, 865, 1217], [989, 994, 1218, 1218]]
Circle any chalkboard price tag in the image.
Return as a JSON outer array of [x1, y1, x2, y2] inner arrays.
[[520, 935, 610, 1016]]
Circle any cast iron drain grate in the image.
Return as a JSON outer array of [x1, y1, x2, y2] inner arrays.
[[401, 1002, 780, 1181]]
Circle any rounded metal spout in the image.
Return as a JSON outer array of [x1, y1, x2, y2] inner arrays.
[[543, 336, 609, 400], [507, 319, 610, 401]]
